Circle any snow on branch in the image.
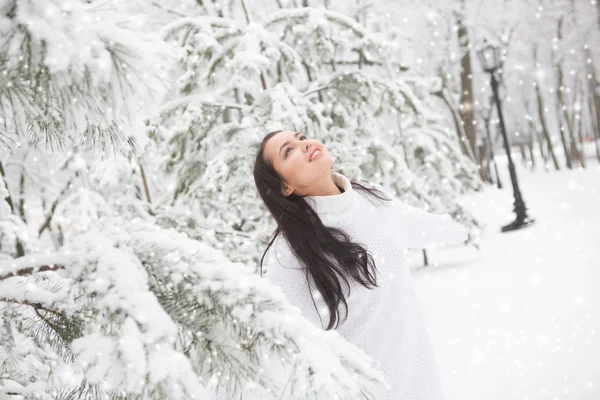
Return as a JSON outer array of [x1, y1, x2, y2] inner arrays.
[[161, 16, 243, 38], [57, 227, 210, 399], [369, 137, 440, 207], [0, 218, 384, 399], [0, 254, 70, 281], [0, 0, 172, 154], [302, 69, 435, 119], [263, 7, 369, 38], [157, 94, 246, 117], [128, 221, 385, 399]]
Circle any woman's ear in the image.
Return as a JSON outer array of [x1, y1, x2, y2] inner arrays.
[[281, 183, 294, 197]]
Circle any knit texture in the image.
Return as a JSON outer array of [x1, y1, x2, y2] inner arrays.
[[266, 172, 469, 399]]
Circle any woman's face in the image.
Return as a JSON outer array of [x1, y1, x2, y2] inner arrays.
[[263, 130, 333, 197]]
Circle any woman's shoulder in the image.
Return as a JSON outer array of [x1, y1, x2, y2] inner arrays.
[[361, 180, 393, 197], [265, 235, 311, 299], [272, 233, 292, 258], [269, 234, 305, 272], [350, 180, 395, 211]]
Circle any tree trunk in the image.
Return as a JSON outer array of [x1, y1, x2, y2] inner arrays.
[[523, 94, 545, 170], [528, 134, 536, 171], [555, 18, 575, 168], [573, 76, 587, 168], [479, 143, 490, 182], [534, 81, 561, 170], [434, 85, 476, 162], [456, 2, 478, 172], [585, 48, 600, 161], [587, 79, 600, 161], [519, 143, 527, 164], [529, 115, 546, 170], [576, 100, 586, 166], [597, 0, 600, 37], [536, 128, 549, 169], [567, 86, 585, 168], [555, 100, 573, 169]]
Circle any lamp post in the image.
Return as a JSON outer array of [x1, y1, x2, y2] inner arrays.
[[483, 108, 502, 189], [477, 42, 535, 232]]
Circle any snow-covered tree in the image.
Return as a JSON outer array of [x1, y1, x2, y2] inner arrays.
[[1, 1, 494, 399], [0, 216, 384, 399], [0, 2, 387, 399], [380, 0, 600, 173], [148, 1, 483, 272], [0, 0, 172, 155]]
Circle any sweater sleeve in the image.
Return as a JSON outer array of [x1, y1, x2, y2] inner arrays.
[[264, 237, 326, 330], [372, 183, 469, 249]]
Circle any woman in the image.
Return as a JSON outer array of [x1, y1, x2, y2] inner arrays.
[[253, 129, 468, 399]]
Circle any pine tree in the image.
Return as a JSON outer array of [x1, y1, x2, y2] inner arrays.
[[1, 2, 387, 399], [0, 0, 171, 155], [148, 1, 483, 273], [0, 217, 384, 399]]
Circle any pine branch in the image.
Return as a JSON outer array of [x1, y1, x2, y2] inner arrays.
[[0, 260, 65, 281], [333, 58, 382, 66], [157, 95, 245, 117], [38, 172, 78, 237], [137, 158, 153, 207], [0, 3, 167, 155], [0, 297, 57, 314], [18, 169, 26, 223], [0, 264, 63, 280], [3, 160, 48, 190], [264, 7, 369, 38], [0, 160, 26, 257], [131, 227, 385, 399], [1, 290, 87, 361], [151, 1, 186, 17]]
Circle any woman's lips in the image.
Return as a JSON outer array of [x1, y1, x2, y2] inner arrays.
[[309, 149, 322, 162]]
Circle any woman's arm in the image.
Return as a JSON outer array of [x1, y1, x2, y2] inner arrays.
[[372, 183, 469, 249]]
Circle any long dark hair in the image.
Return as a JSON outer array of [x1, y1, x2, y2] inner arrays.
[[253, 130, 392, 330]]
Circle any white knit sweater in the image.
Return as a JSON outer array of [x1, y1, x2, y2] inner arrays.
[[265, 172, 468, 400]]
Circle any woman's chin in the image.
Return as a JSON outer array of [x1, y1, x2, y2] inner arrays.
[[309, 156, 333, 171]]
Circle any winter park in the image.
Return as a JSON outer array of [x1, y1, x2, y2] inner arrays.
[[1, 0, 600, 399]]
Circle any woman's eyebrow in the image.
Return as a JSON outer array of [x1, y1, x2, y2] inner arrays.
[[279, 132, 302, 156]]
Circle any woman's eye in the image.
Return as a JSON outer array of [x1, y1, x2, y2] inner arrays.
[[284, 135, 307, 157]]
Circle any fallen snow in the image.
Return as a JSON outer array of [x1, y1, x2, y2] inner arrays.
[[410, 154, 600, 400]]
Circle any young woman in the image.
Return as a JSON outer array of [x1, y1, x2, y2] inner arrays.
[[253, 129, 468, 399]]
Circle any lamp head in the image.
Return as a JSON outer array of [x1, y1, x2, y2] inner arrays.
[[477, 42, 501, 73]]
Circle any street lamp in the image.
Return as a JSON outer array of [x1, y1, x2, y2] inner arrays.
[[477, 42, 535, 232]]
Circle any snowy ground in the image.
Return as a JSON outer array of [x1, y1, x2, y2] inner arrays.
[[409, 154, 600, 400]]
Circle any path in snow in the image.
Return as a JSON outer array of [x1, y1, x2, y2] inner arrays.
[[410, 158, 600, 400]]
